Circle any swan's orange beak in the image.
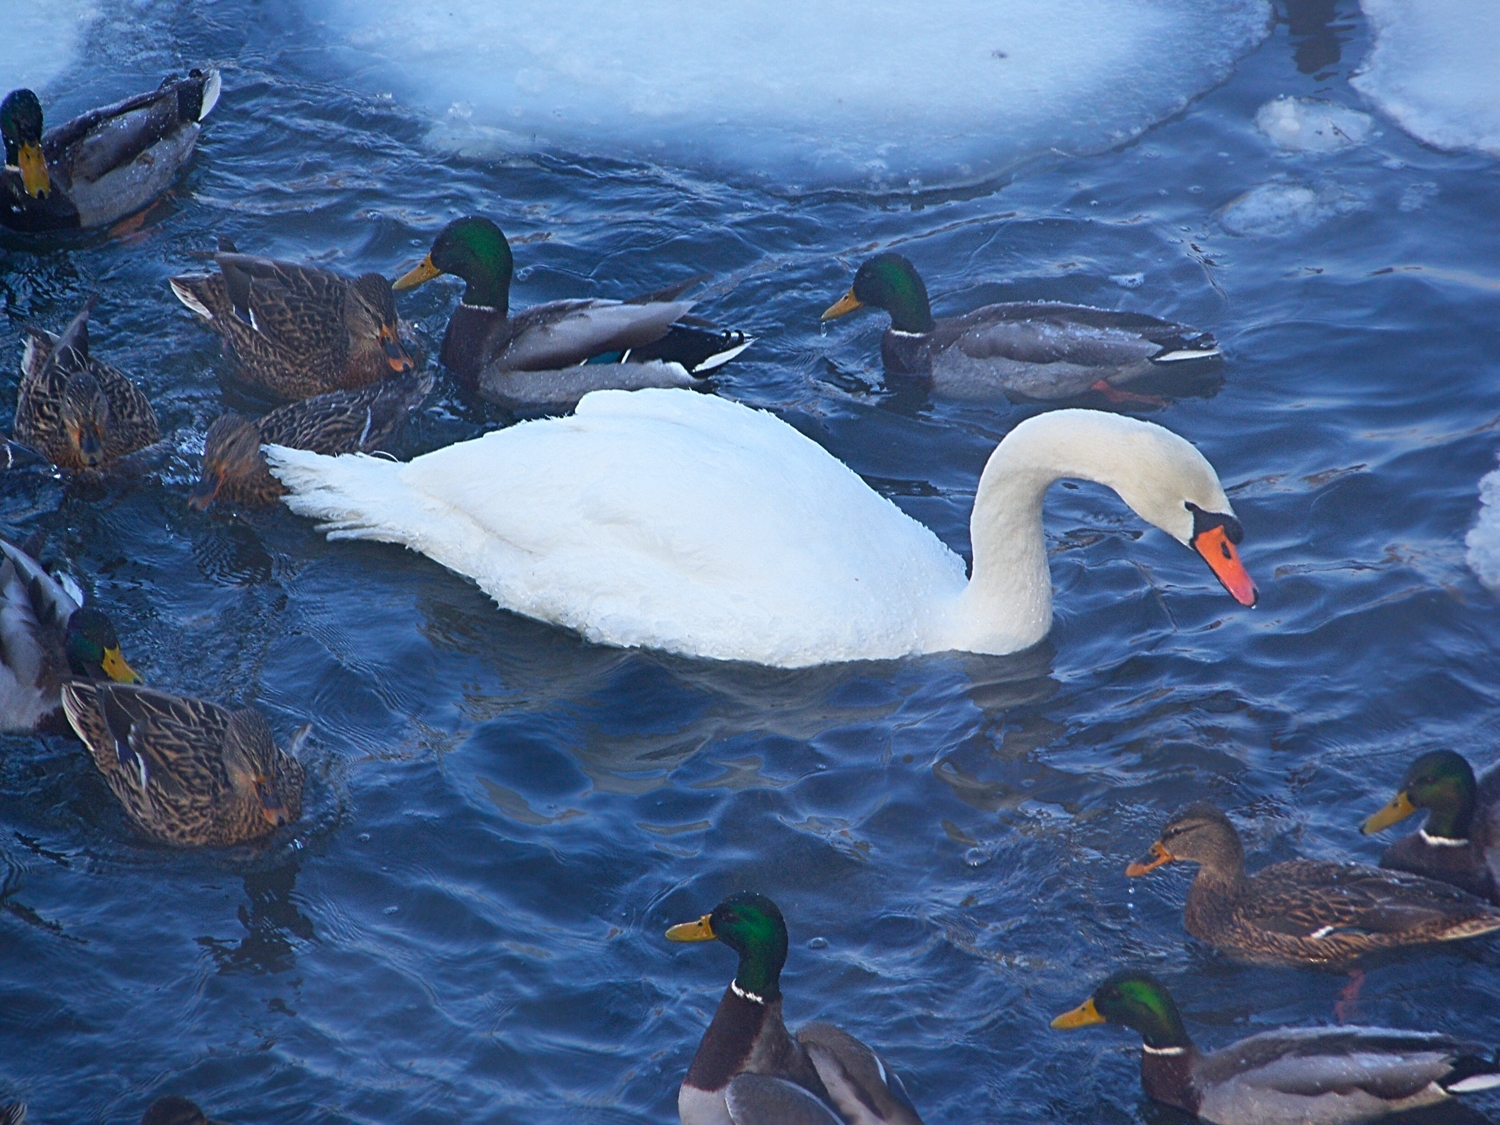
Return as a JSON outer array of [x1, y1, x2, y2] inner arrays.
[[1193, 524, 1256, 607], [1126, 840, 1174, 877]]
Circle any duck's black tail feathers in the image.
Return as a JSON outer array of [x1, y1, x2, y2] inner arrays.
[[1150, 331, 1220, 363], [630, 324, 753, 374], [1442, 1050, 1500, 1094]]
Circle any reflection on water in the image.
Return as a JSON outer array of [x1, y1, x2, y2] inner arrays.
[[1283, 0, 1355, 75]]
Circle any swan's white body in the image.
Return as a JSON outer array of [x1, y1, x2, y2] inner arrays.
[[268, 389, 1237, 668]]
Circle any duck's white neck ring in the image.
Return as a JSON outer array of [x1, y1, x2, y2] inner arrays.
[[888, 328, 931, 338], [1420, 830, 1470, 847], [460, 301, 498, 312], [730, 980, 765, 1005], [1143, 1044, 1186, 1056]]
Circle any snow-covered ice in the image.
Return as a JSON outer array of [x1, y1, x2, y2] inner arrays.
[[0, 0, 99, 95], [1255, 97, 1374, 153], [1219, 180, 1365, 237], [1467, 462, 1500, 592]]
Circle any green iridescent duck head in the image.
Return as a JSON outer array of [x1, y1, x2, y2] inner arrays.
[[1051, 971, 1192, 1052], [822, 253, 935, 334], [1, 88, 50, 197], [1364, 749, 1478, 842], [394, 216, 514, 314], [666, 891, 789, 1003], [66, 606, 141, 683]]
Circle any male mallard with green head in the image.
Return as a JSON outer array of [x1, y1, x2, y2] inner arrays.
[[61, 681, 304, 848], [13, 298, 160, 472], [1127, 801, 1500, 966], [1363, 750, 1500, 903], [666, 892, 924, 1125], [170, 238, 415, 402], [1052, 970, 1500, 1125], [1, 71, 219, 233], [392, 216, 751, 409], [822, 253, 1219, 403], [0, 535, 140, 731]]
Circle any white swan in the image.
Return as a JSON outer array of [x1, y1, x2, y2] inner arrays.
[[267, 389, 1255, 668]]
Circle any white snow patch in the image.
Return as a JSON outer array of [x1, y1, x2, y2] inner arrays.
[[1466, 462, 1500, 592], [1351, 0, 1500, 158], [1255, 96, 1374, 153], [0, 1, 100, 95], [310, 0, 1272, 185], [1219, 180, 1365, 237]]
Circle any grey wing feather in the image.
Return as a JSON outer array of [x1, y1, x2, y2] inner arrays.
[[1198, 1027, 1475, 1099], [724, 1075, 842, 1125], [798, 1023, 925, 1125], [945, 304, 1173, 368], [497, 298, 695, 370], [0, 537, 82, 621]]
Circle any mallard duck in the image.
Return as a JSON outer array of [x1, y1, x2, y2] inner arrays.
[[170, 238, 415, 402], [666, 892, 924, 1125], [189, 371, 432, 510], [821, 253, 1221, 402], [1363, 750, 1500, 903], [1052, 970, 1500, 1125], [1, 535, 140, 731], [12, 298, 160, 471], [1, 71, 219, 234], [141, 1097, 228, 1125], [267, 394, 1254, 667], [0, 1103, 23, 1125], [1127, 801, 1500, 966], [60, 681, 303, 847], [391, 216, 751, 409]]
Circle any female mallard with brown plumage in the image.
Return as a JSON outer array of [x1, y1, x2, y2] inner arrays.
[[1, 70, 219, 234], [1, 535, 140, 732], [189, 371, 432, 510], [1052, 970, 1500, 1125], [1126, 802, 1500, 966], [1363, 749, 1500, 903], [170, 238, 415, 402], [392, 216, 751, 409], [12, 298, 160, 471], [61, 681, 304, 847], [666, 892, 924, 1125]]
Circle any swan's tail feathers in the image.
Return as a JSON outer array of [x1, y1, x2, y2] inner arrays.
[[265, 446, 418, 544]]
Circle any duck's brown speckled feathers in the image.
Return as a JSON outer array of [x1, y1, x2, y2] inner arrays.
[[190, 371, 431, 510], [1, 71, 219, 233], [12, 298, 160, 471], [1131, 802, 1500, 967], [170, 245, 414, 402], [61, 681, 303, 847]]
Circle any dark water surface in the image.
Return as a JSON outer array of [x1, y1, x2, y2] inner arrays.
[[5, 2, 1500, 1122]]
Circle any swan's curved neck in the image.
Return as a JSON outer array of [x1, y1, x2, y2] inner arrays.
[[952, 411, 1181, 654]]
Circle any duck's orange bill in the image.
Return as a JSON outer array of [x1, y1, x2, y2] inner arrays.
[[1050, 997, 1105, 1029], [393, 254, 442, 291], [665, 914, 716, 942], [102, 646, 142, 685], [1193, 524, 1257, 607], [821, 289, 863, 321], [1363, 790, 1416, 835], [379, 323, 414, 372], [1126, 840, 1174, 877], [19, 141, 50, 197]]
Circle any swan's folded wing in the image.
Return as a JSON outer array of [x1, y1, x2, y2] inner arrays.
[[496, 298, 695, 370]]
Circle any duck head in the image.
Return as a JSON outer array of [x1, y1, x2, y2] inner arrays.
[[224, 708, 302, 829], [395, 216, 515, 314], [1127, 802, 1244, 882], [822, 253, 936, 334], [191, 413, 268, 511], [1, 89, 50, 198], [65, 607, 141, 683], [666, 891, 788, 1003], [345, 274, 414, 374], [1364, 749, 1477, 843], [1052, 971, 1192, 1052], [60, 370, 111, 468]]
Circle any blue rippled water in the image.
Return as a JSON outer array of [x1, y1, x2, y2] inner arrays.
[[4, 1, 1500, 1122]]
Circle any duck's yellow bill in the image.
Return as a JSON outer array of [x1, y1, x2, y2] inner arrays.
[[102, 646, 143, 685], [1363, 790, 1417, 835], [821, 289, 863, 321], [393, 254, 443, 291], [19, 141, 50, 198], [1051, 997, 1105, 1029], [1126, 840, 1174, 877], [666, 914, 716, 942]]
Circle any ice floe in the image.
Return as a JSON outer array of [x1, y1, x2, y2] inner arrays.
[[0, 0, 99, 95], [1219, 180, 1365, 237], [1255, 96, 1374, 153], [1467, 463, 1500, 592], [311, 0, 1272, 185]]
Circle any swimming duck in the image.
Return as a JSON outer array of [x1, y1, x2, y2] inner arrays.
[[1363, 750, 1500, 903], [1, 71, 219, 234], [391, 216, 751, 409], [189, 371, 432, 510], [1052, 970, 1500, 1125], [1, 535, 140, 732], [60, 681, 303, 847], [170, 238, 415, 402], [667, 892, 924, 1125], [12, 298, 160, 471], [141, 1097, 229, 1125], [1127, 801, 1500, 966], [821, 253, 1221, 402], [267, 391, 1255, 667]]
